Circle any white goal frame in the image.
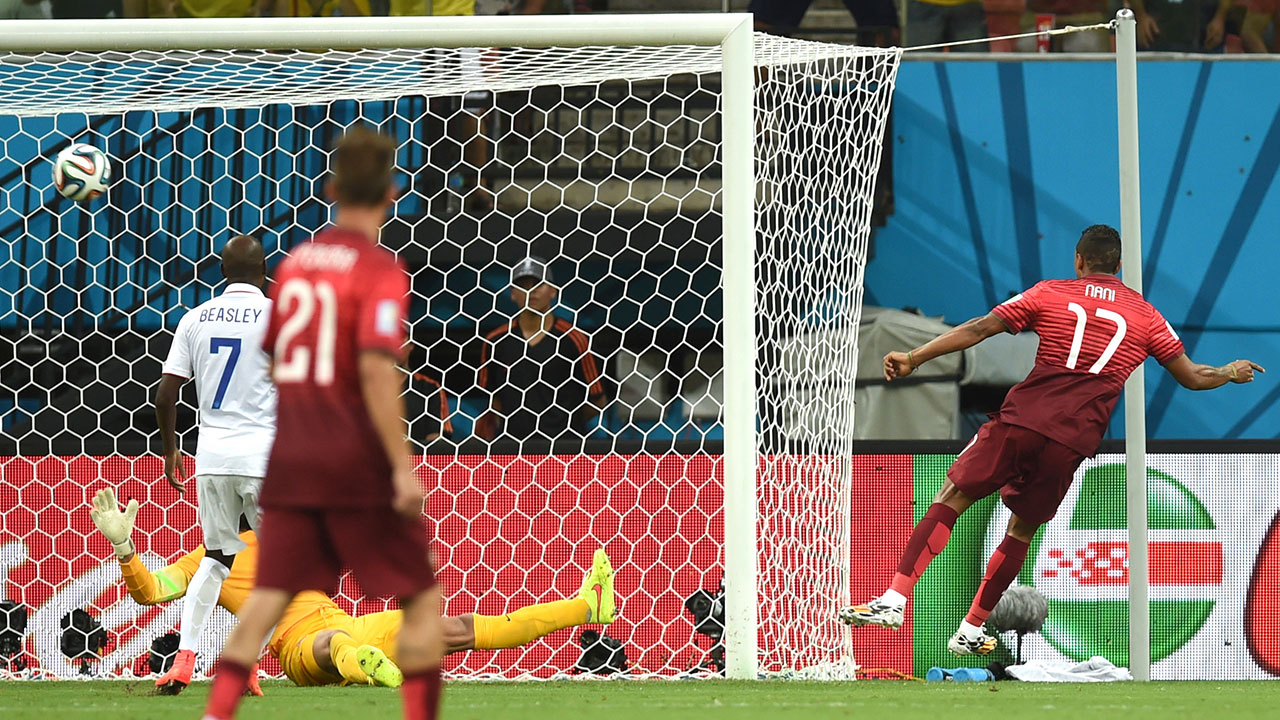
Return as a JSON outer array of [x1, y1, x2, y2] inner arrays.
[[0, 13, 763, 680]]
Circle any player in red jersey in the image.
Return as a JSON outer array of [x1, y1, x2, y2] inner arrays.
[[839, 225, 1264, 655], [202, 127, 443, 720]]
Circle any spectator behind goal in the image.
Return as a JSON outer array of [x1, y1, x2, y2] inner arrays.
[[1014, 0, 1111, 52], [748, 0, 900, 46], [904, 0, 988, 50], [1129, 0, 1242, 51], [477, 257, 606, 443]]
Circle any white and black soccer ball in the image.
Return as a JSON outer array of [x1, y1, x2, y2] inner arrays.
[[52, 143, 110, 202]]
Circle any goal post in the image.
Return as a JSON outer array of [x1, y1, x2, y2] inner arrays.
[[1113, 8, 1150, 684], [0, 15, 899, 681], [717, 16, 759, 682]]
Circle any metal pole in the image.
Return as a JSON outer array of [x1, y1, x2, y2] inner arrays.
[[720, 14, 760, 681], [1115, 8, 1150, 683]]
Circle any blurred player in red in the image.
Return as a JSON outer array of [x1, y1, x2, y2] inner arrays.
[[202, 127, 443, 720], [839, 224, 1264, 655]]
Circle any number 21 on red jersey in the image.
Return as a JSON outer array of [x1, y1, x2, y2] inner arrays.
[[273, 277, 338, 386]]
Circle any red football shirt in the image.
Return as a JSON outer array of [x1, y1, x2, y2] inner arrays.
[[989, 273, 1184, 457], [260, 229, 409, 509]]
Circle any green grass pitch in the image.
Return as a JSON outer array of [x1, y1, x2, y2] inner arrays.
[[4, 680, 1280, 720]]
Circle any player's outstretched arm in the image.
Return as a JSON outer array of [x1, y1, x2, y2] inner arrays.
[[89, 489, 200, 604], [884, 313, 1008, 381], [1163, 355, 1265, 391]]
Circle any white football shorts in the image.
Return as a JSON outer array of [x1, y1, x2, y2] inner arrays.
[[195, 474, 262, 554]]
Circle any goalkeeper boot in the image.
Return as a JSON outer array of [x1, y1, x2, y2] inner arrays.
[[357, 645, 404, 688], [947, 625, 998, 656], [578, 548, 617, 624], [245, 662, 264, 697], [155, 649, 196, 695], [838, 597, 905, 630]]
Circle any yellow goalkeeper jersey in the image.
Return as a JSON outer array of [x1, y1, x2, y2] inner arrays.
[[118, 530, 342, 651]]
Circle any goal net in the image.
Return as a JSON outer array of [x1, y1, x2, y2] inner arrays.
[[0, 17, 899, 680]]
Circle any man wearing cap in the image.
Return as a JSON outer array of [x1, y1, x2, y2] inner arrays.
[[477, 257, 606, 442]]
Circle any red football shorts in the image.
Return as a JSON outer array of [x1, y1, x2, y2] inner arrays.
[[255, 507, 435, 599], [947, 421, 1086, 525]]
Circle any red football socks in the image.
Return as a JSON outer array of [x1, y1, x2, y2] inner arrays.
[[964, 534, 1031, 626], [889, 503, 960, 597], [401, 668, 443, 720], [202, 659, 252, 720]]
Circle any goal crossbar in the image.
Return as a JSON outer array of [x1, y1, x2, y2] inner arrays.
[[0, 14, 753, 52]]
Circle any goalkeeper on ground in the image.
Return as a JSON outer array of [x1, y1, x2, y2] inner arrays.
[[90, 488, 616, 687]]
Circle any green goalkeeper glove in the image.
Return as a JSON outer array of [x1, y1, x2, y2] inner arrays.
[[89, 488, 139, 559]]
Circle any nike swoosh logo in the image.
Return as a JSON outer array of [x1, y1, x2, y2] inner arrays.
[[592, 583, 603, 619]]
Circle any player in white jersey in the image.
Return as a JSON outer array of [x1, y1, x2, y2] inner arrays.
[[152, 235, 276, 695]]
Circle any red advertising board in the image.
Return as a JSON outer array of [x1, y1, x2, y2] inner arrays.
[[0, 454, 913, 678]]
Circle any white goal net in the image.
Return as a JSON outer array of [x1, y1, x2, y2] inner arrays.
[[0, 19, 899, 681]]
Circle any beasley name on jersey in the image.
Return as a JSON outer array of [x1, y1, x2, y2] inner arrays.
[[196, 305, 265, 325]]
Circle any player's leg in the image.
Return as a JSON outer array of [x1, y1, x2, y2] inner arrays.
[[344, 610, 408, 686], [397, 586, 444, 720], [304, 627, 405, 687], [274, 628, 344, 687], [442, 614, 475, 654], [947, 512, 1038, 656], [467, 548, 615, 652], [328, 508, 441, 719], [204, 508, 338, 720], [839, 479, 973, 628], [948, 428, 1084, 656], [202, 588, 292, 719], [841, 424, 1012, 628], [155, 547, 233, 693], [159, 474, 251, 694]]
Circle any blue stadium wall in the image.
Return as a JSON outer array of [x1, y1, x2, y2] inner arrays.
[[868, 57, 1280, 440], [4, 57, 1277, 441]]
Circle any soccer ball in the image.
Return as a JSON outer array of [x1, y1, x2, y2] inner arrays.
[[53, 143, 111, 202]]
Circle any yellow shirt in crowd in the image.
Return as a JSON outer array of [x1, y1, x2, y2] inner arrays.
[[430, 0, 473, 14], [323, 0, 434, 14]]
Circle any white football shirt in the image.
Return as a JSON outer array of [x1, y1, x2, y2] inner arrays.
[[162, 283, 276, 477]]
